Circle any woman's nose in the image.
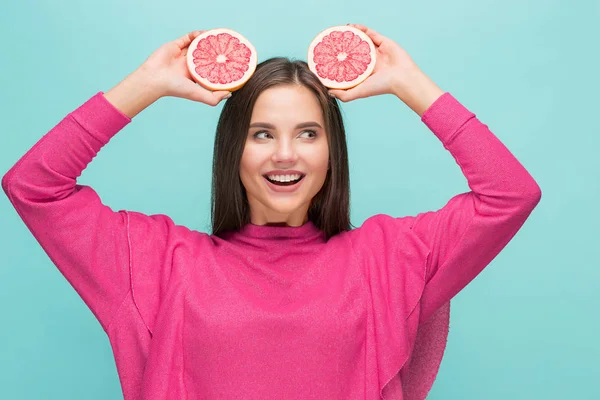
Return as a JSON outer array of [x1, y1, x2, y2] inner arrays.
[[271, 138, 298, 163]]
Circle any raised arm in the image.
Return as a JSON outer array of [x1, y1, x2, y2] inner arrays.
[[3, 92, 135, 331], [410, 91, 541, 322], [2, 31, 231, 332], [336, 25, 541, 324]]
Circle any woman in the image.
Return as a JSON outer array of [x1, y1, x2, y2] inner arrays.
[[2, 25, 541, 400]]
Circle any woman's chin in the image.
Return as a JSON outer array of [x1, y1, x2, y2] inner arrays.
[[262, 201, 308, 220]]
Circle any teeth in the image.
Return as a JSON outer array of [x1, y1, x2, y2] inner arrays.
[[267, 174, 302, 182]]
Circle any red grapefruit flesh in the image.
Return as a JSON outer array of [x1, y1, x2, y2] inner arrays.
[[307, 25, 377, 90], [186, 28, 258, 91]]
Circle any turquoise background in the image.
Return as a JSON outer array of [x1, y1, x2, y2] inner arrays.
[[1, 0, 598, 398]]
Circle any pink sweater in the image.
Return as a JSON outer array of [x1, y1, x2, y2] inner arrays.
[[2, 92, 541, 400]]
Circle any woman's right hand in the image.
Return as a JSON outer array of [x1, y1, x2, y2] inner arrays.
[[105, 31, 232, 118], [140, 30, 232, 104]]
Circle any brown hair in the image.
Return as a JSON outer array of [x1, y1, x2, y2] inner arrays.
[[210, 57, 352, 240]]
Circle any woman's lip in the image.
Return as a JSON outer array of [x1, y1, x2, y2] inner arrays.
[[263, 170, 305, 176], [263, 175, 305, 193]]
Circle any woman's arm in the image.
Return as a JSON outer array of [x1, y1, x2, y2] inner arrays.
[[2, 31, 231, 332], [410, 88, 541, 322], [103, 68, 163, 118], [337, 24, 541, 323], [2, 92, 135, 331]]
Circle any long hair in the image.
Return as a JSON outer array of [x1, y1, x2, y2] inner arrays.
[[210, 57, 352, 240]]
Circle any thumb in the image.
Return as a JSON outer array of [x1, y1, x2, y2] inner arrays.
[[200, 90, 232, 106], [182, 79, 231, 105], [213, 90, 232, 100]]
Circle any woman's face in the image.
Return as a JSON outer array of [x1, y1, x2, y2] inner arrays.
[[240, 84, 329, 226]]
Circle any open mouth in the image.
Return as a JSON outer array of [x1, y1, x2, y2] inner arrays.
[[263, 174, 306, 186]]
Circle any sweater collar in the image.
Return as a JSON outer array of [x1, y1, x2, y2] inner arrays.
[[237, 220, 324, 241], [217, 221, 327, 253]]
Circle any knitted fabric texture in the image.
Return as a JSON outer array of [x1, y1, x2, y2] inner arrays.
[[2, 92, 541, 399]]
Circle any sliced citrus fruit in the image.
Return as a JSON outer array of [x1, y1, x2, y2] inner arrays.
[[186, 28, 258, 91], [307, 25, 377, 90]]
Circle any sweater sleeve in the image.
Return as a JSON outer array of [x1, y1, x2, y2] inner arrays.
[[410, 92, 541, 322], [351, 93, 541, 325], [1, 92, 176, 333]]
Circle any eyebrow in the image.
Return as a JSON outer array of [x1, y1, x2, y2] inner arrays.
[[249, 121, 323, 129]]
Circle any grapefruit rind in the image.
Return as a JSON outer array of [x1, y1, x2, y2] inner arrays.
[[307, 25, 377, 90], [186, 28, 258, 92]]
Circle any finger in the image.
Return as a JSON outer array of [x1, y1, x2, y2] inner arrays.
[[328, 85, 370, 102], [348, 24, 385, 47], [211, 90, 233, 105], [183, 81, 232, 105], [173, 30, 205, 50]]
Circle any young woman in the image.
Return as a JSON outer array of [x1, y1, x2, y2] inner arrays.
[[2, 25, 541, 400]]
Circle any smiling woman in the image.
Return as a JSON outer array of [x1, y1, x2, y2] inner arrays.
[[212, 58, 351, 238], [2, 27, 541, 400], [240, 84, 330, 226]]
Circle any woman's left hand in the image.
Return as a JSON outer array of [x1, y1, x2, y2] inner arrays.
[[328, 24, 444, 116]]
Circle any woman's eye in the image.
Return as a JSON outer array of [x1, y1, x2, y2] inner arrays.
[[300, 130, 317, 139], [253, 131, 271, 139], [253, 130, 317, 140]]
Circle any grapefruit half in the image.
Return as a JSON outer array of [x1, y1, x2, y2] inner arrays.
[[307, 25, 377, 90], [186, 28, 258, 91]]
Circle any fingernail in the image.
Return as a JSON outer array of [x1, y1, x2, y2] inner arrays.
[[224, 93, 232, 99], [328, 91, 336, 98]]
